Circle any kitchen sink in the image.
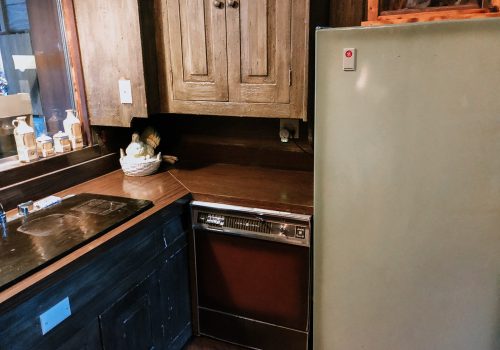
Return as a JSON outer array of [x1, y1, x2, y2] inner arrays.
[[18, 214, 81, 237], [0, 193, 153, 292]]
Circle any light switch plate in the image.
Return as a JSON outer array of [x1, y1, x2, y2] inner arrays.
[[343, 48, 356, 71], [119, 79, 133, 104], [39, 297, 71, 335]]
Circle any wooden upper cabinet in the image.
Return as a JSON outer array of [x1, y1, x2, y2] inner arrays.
[[73, 0, 148, 127], [158, 0, 310, 120], [165, 0, 228, 102], [226, 0, 291, 104]]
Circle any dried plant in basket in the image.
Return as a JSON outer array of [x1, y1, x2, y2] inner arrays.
[[120, 127, 178, 177]]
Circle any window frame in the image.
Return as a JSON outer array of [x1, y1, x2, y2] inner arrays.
[[0, 0, 100, 189]]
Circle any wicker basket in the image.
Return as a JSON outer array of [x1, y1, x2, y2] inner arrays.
[[120, 152, 161, 177]]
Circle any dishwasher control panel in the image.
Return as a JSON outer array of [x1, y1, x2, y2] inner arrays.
[[192, 201, 311, 247]]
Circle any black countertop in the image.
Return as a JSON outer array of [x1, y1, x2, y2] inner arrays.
[[0, 193, 152, 292]]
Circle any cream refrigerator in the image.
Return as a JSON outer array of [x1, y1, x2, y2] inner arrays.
[[314, 18, 500, 350]]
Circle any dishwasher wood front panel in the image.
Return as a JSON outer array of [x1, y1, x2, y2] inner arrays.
[[195, 230, 310, 331]]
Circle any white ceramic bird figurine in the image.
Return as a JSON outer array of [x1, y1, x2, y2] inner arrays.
[[125, 133, 148, 158]]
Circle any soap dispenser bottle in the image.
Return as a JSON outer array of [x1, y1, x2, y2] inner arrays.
[[12, 116, 38, 162], [63, 109, 83, 151]]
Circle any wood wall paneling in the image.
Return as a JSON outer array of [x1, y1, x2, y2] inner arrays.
[[329, 0, 366, 27]]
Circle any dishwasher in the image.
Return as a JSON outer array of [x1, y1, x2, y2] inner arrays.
[[191, 201, 311, 350]]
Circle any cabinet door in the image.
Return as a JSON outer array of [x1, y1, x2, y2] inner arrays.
[[163, 0, 228, 102], [226, 0, 291, 104], [73, 0, 148, 127], [159, 246, 192, 346], [99, 272, 162, 350], [55, 319, 102, 350]]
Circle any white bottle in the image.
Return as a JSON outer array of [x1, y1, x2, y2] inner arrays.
[[63, 109, 83, 151], [12, 116, 38, 162]]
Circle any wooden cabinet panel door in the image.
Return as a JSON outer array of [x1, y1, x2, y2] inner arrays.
[[99, 272, 162, 350], [164, 0, 228, 101], [159, 246, 191, 345], [74, 0, 148, 127], [226, 0, 291, 104], [56, 319, 102, 350]]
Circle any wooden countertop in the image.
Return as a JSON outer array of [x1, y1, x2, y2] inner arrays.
[[170, 163, 313, 215], [0, 163, 313, 303]]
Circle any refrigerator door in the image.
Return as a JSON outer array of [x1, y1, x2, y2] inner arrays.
[[314, 19, 500, 350]]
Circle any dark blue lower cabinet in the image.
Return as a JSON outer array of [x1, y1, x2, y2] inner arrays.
[[159, 246, 192, 350], [99, 271, 163, 350], [55, 319, 102, 350], [0, 199, 193, 350]]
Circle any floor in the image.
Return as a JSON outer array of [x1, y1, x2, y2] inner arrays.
[[183, 336, 249, 350]]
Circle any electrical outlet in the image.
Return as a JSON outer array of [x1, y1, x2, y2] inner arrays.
[[279, 119, 300, 139]]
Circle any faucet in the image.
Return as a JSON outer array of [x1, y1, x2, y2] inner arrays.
[[0, 203, 7, 239]]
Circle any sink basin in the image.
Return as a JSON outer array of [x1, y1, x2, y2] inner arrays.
[[0, 193, 153, 292], [18, 214, 81, 237]]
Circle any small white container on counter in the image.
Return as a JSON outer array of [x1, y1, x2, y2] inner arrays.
[[36, 134, 55, 158], [63, 109, 83, 151], [53, 131, 72, 153], [12, 116, 38, 163]]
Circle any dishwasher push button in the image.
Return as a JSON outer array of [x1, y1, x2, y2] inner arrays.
[[295, 226, 306, 239]]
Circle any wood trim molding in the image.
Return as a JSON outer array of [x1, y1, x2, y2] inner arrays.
[[60, 0, 92, 146]]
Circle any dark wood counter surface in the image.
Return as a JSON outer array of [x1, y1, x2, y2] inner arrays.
[[169, 163, 313, 215], [0, 163, 313, 303]]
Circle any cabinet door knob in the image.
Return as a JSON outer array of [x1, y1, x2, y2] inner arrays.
[[228, 0, 238, 7], [213, 0, 224, 8]]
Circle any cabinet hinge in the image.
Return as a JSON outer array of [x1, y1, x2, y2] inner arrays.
[[289, 68, 292, 86]]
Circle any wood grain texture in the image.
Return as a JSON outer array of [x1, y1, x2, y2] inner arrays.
[[181, 0, 208, 76], [362, 8, 500, 25], [227, 0, 291, 104], [367, 0, 379, 21], [157, 0, 309, 120], [246, 0, 268, 77], [169, 163, 313, 214], [163, 0, 229, 101], [329, 0, 366, 26], [73, 0, 148, 127], [60, 0, 92, 146]]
